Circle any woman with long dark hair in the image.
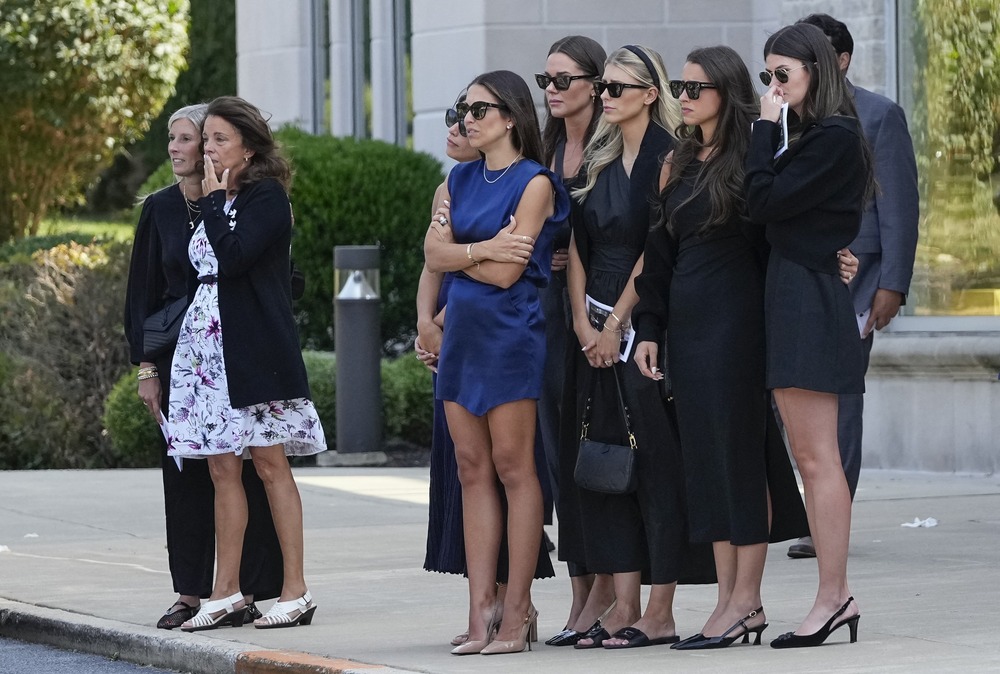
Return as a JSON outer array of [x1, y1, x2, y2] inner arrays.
[[423, 70, 569, 655], [745, 23, 874, 648], [633, 45, 810, 650], [534, 34, 616, 647]]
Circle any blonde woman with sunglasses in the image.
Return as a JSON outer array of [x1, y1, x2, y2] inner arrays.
[[566, 45, 715, 651]]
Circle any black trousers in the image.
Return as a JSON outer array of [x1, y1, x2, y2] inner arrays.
[[156, 353, 283, 601]]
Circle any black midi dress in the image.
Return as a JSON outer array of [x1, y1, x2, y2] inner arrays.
[[635, 160, 807, 545]]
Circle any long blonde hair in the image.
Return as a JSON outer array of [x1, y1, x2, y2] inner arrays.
[[573, 45, 681, 200]]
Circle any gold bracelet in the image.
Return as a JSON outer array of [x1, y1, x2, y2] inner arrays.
[[137, 372, 159, 381], [466, 242, 480, 268], [603, 323, 620, 333]]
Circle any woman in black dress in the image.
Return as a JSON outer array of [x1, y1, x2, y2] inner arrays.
[[633, 46, 809, 650], [124, 103, 282, 630], [534, 34, 614, 646], [745, 24, 874, 648], [567, 45, 711, 650]]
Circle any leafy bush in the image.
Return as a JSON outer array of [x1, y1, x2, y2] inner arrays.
[[277, 128, 444, 352], [0, 233, 106, 265], [381, 354, 434, 447], [0, 352, 74, 469], [0, 239, 134, 466], [0, 0, 188, 241], [102, 367, 162, 468]]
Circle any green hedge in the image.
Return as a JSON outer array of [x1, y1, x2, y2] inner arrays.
[[101, 350, 433, 464], [278, 128, 443, 352]]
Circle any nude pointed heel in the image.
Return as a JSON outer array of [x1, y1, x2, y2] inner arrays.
[[481, 605, 538, 655]]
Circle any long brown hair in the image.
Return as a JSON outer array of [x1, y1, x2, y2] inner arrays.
[[764, 23, 875, 203], [540, 35, 606, 168], [659, 46, 758, 237], [468, 70, 545, 164], [205, 96, 292, 193]]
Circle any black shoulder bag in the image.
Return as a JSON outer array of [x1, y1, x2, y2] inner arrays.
[[142, 296, 189, 359], [574, 367, 638, 494]]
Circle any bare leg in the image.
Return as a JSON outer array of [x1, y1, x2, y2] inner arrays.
[[576, 571, 641, 646], [703, 542, 768, 637], [487, 399, 543, 642], [603, 582, 677, 645], [445, 401, 501, 641], [564, 573, 595, 629], [701, 540, 736, 635], [205, 452, 246, 603], [774, 388, 859, 635], [569, 573, 615, 632], [250, 445, 307, 601]]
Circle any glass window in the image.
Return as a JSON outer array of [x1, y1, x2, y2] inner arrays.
[[898, 0, 1000, 317]]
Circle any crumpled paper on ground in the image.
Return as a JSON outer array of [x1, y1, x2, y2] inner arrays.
[[901, 517, 938, 528]]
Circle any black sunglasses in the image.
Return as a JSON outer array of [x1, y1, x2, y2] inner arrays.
[[456, 100, 509, 120], [668, 80, 717, 100], [444, 108, 468, 136], [593, 81, 649, 98], [535, 73, 592, 91], [758, 63, 811, 86]]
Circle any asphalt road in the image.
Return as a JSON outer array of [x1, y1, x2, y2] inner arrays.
[[0, 636, 182, 673]]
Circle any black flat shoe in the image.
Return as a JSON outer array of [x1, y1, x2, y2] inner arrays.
[[156, 601, 199, 630], [674, 607, 767, 650], [602, 626, 680, 649], [545, 627, 583, 646], [770, 597, 860, 649], [573, 621, 610, 649]]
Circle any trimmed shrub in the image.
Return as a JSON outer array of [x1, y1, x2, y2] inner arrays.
[[102, 367, 162, 468], [381, 354, 434, 448], [277, 128, 444, 352]]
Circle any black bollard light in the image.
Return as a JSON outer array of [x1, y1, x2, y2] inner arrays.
[[330, 245, 383, 462]]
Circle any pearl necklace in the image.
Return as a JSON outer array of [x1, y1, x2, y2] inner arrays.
[[181, 183, 202, 229], [483, 154, 522, 184]]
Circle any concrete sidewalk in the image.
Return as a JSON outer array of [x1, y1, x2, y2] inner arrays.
[[1, 467, 998, 673]]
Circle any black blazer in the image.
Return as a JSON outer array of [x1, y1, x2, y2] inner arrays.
[[124, 184, 199, 365], [744, 116, 866, 274], [199, 178, 311, 408]]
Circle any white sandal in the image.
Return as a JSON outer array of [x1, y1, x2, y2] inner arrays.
[[180, 592, 246, 632], [254, 590, 317, 629]]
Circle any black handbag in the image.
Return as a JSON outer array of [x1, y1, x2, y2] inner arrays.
[[142, 296, 188, 359], [574, 367, 638, 494]]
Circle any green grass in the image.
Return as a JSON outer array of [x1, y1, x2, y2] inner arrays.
[[38, 215, 134, 241]]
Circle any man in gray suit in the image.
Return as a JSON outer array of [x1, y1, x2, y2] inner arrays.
[[788, 14, 920, 558]]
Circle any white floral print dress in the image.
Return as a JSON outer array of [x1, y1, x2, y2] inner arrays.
[[166, 203, 326, 458]]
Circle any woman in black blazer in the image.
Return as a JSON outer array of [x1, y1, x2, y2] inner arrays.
[[745, 23, 875, 648], [124, 104, 283, 630], [163, 97, 326, 631]]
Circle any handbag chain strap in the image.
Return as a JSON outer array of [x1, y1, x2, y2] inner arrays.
[[580, 366, 637, 450]]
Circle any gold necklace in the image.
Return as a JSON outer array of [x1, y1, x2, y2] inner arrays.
[[181, 183, 202, 229], [483, 154, 522, 184]]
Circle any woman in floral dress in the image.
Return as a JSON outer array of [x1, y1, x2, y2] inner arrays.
[[167, 96, 326, 631]]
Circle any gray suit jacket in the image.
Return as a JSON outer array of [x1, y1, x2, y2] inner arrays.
[[848, 82, 919, 315]]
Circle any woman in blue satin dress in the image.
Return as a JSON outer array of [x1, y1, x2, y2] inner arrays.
[[424, 70, 569, 656]]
